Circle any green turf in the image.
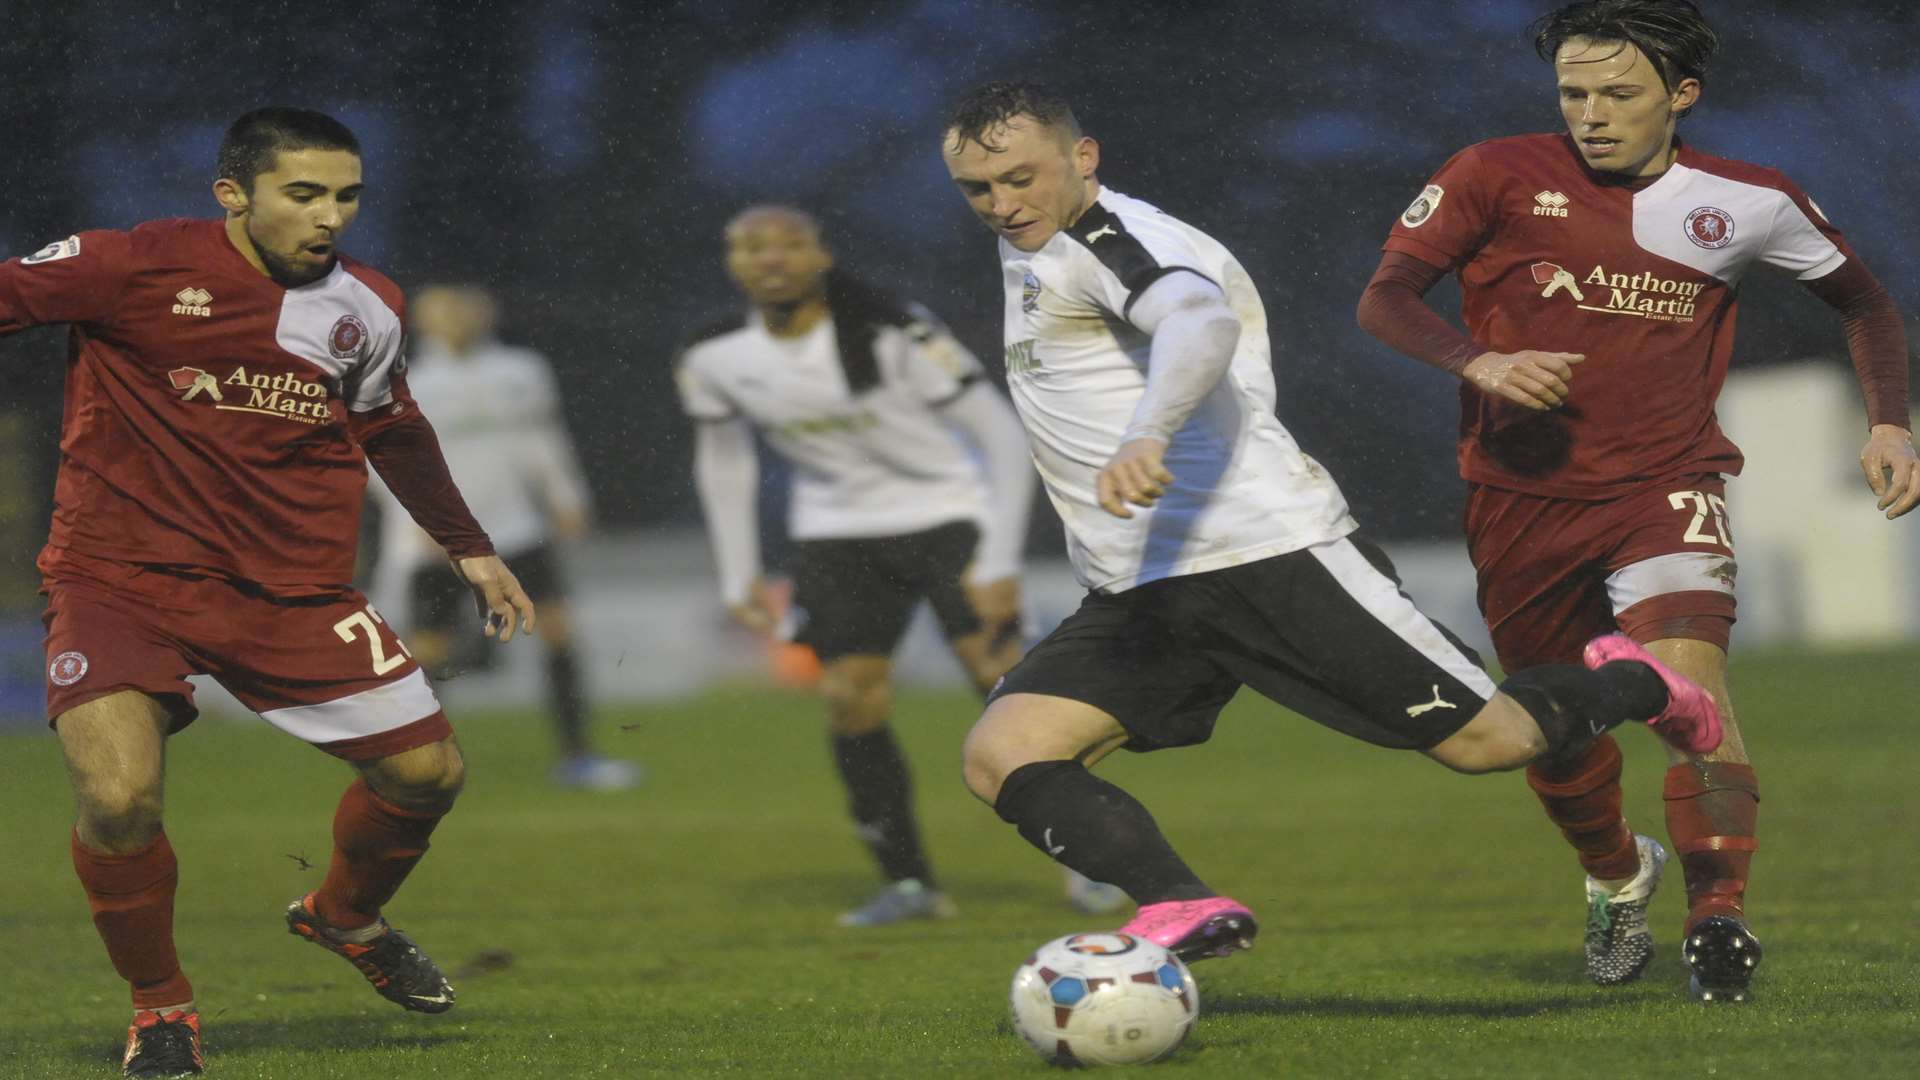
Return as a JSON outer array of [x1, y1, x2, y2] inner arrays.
[[3, 647, 1917, 1077]]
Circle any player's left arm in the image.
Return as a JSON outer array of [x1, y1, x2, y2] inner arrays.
[[348, 315, 534, 639], [355, 399, 536, 640], [1097, 271, 1241, 518], [1765, 181, 1918, 519]]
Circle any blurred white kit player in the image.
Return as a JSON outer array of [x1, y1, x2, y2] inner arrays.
[[678, 282, 1033, 611], [678, 204, 1122, 924], [368, 285, 639, 790]]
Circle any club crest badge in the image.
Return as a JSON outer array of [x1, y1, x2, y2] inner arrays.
[[1401, 185, 1444, 229], [22, 235, 82, 265], [49, 650, 89, 687], [328, 314, 370, 359], [1021, 269, 1043, 314], [1684, 206, 1734, 249]]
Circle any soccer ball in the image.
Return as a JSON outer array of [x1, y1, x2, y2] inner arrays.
[[1009, 932, 1199, 1067]]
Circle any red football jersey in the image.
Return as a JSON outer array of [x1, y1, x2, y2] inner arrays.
[[1385, 134, 1859, 498], [1, 219, 423, 588]]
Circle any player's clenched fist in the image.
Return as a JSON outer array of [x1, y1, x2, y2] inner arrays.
[[456, 554, 538, 641], [1097, 437, 1176, 519], [1463, 350, 1586, 410]]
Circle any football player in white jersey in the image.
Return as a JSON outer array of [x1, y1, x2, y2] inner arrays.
[[939, 81, 1731, 965], [678, 205, 1077, 925], [369, 285, 641, 791]]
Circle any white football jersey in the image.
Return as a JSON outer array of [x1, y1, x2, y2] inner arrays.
[[999, 188, 1356, 593], [677, 307, 993, 540], [373, 340, 590, 563]]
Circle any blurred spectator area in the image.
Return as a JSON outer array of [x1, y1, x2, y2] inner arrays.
[[2, 1, 1916, 717]]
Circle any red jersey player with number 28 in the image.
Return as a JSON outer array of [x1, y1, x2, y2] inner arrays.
[[1357, 1, 1915, 1003], [1, 108, 537, 1077]]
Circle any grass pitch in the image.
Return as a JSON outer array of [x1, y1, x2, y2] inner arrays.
[[2, 647, 1916, 1077]]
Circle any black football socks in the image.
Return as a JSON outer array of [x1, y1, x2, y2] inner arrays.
[[993, 760, 1213, 904], [547, 647, 588, 758], [1501, 662, 1669, 760], [830, 729, 934, 886]]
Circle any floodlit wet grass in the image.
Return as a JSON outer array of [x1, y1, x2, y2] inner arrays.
[[3, 647, 1914, 1077]]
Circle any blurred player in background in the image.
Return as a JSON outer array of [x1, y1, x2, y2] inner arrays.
[[1, 108, 534, 1077], [1357, 0, 1913, 1001], [368, 284, 639, 791], [940, 80, 1728, 968], [678, 204, 1066, 926]]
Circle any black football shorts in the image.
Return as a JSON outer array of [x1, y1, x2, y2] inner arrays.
[[990, 534, 1495, 752], [789, 520, 982, 662]]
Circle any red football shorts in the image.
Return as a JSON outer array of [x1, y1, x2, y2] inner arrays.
[[41, 554, 450, 761], [1465, 475, 1737, 671]]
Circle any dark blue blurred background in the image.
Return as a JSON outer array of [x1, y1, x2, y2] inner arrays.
[[2, 0, 1914, 591]]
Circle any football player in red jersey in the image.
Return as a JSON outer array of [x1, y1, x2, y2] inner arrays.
[[1, 108, 535, 1076], [1357, 0, 1915, 1002]]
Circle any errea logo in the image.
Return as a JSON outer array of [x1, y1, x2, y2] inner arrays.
[[1533, 191, 1570, 218], [172, 287, 213, 317]]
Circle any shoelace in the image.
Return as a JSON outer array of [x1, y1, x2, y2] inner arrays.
[[1585, 891, 1614, 937]]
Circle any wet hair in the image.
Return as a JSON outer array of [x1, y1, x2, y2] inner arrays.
[[944, 81, 1082, 153], [216, 107, 361, 191], [1533, 0, 1717, 115]]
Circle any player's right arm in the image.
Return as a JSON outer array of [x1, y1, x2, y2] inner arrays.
[[677, 356, 772, 632], [1095, 270, 1243, 518], [691, 418, 772, 632], [0, 231, 132, 335], [1355, 147, 1583, 411]]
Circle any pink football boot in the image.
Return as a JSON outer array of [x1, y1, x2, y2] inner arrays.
[[1118, 896, 1258, 963], [1582, 634, 1723, 755]]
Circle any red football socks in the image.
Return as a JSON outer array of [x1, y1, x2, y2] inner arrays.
[[71, 830, 194, 1009], [1525, 734, 1641, 881], [1664, 761, 1759, 930], [312, 778, 445, 930]]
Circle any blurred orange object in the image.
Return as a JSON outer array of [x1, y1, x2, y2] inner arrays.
[[770, 640, 822, 688]]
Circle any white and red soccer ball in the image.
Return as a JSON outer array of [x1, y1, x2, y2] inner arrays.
[[1009, 932, 1199, 1067]]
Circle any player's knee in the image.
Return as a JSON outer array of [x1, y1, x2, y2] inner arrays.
[[75, 780, 164, 852], [1427, 706, 1545, 775], [820, 662, 891, 734], [960, 724, 1010, 805], [539, 609, 574, 649], [960, 711, 1044, 805], [367, 739, 466, 809]]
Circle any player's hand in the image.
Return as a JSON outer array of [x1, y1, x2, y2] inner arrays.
[[1462, 350, 1586, 410], [1097, 438, 1174, 519], [727, 577, 779, 635], [966, 574, 1021, 634], [551, 507, 590, 543], [1859, 424, 1920, 519], [455, 554, 537, 642]]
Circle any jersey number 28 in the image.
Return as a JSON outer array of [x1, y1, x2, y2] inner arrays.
[[1668, 490, 1733, 550]]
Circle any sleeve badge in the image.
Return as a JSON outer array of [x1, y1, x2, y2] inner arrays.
[[22, 235, 82, 265], [1400, 185, 1444, 229]]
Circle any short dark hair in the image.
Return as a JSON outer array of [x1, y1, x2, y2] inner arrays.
[[1533, 0, 1718, 114], [216, 107, 361, 191], [944, 81, 1082, 153]]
